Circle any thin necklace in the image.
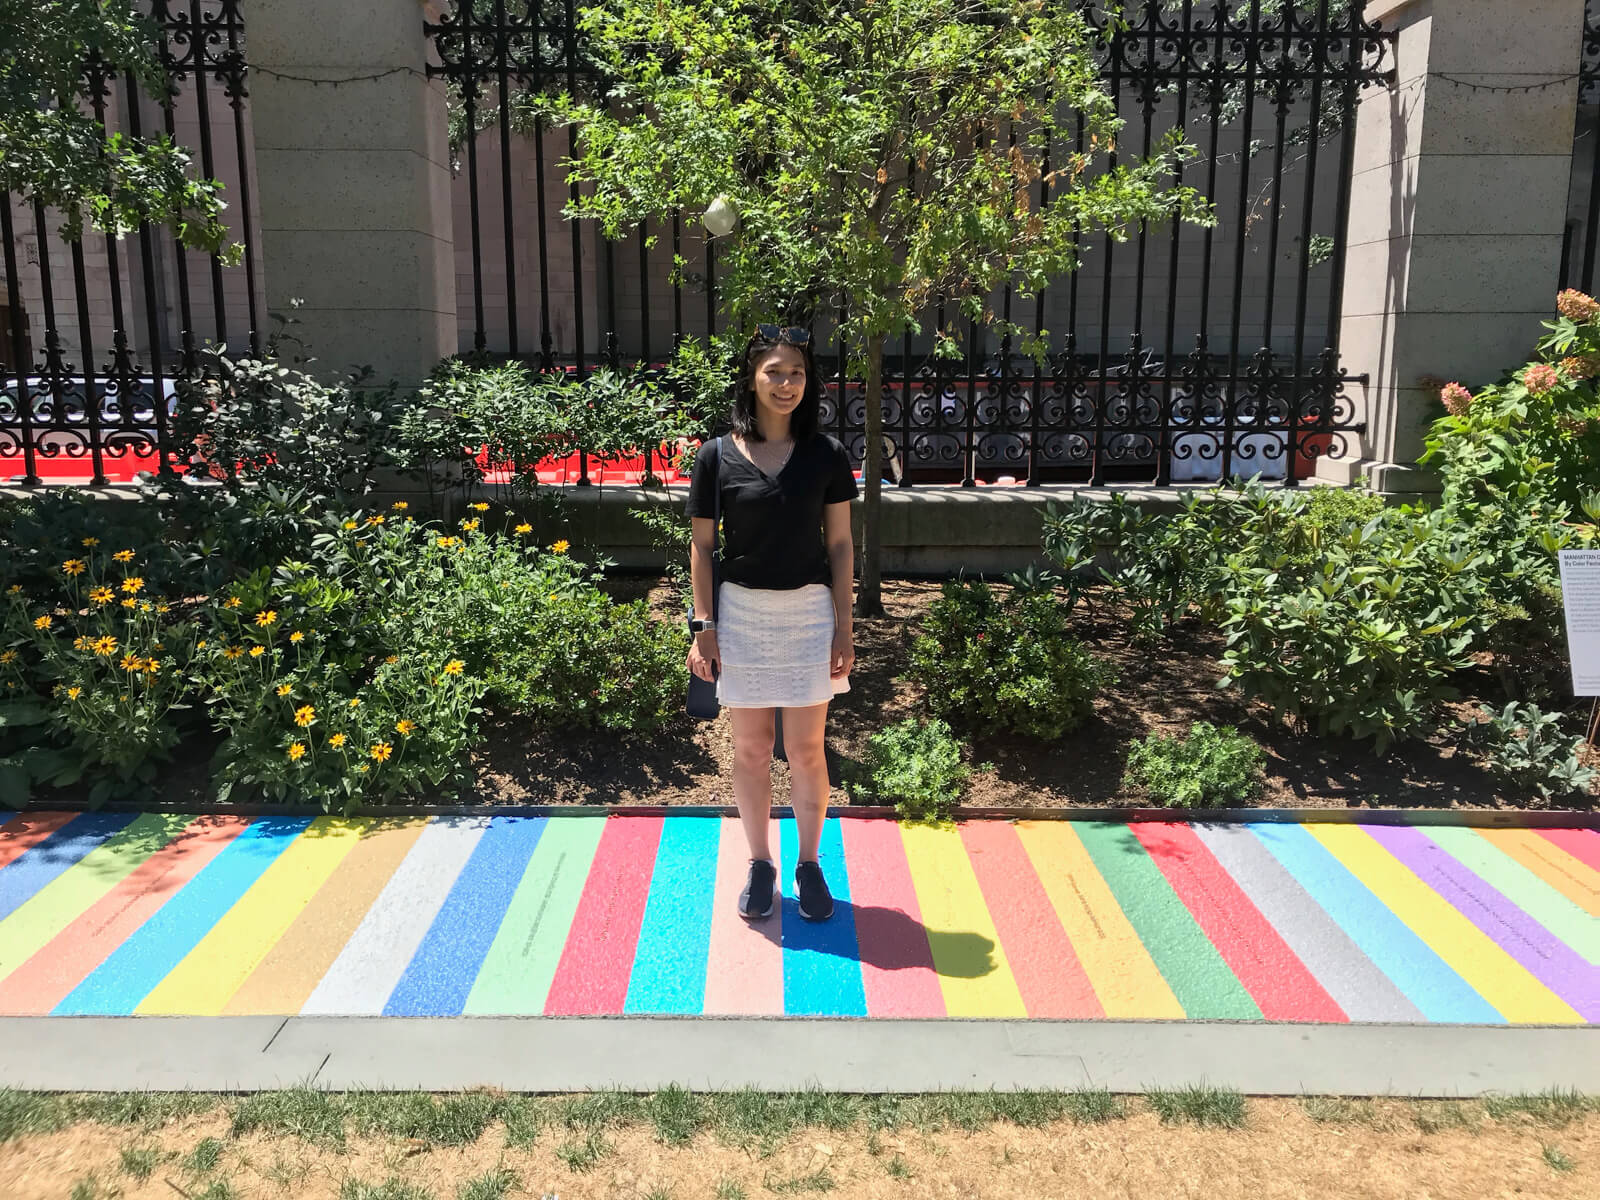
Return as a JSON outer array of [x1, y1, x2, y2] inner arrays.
[[745, 434, 794, 474]]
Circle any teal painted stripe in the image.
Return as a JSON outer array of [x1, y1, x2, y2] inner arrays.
[[1422, 826, 1600, 966], [624, 816, 721, 1014], [781, 817, 867, 1017], [1074, 822, 1261, 1019]]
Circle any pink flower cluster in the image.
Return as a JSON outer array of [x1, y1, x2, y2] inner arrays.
[[1558, 289, 1600, 322], [1439, 382, 1472, 415], [1560, 354, 1600, 380], [1524, 363, 1561, 396]]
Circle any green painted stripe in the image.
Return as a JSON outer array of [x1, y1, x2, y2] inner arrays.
[[1074, 822, 1262, 1019], [0, 812, 195, 981], [463, 815, 607, 1014], [1422, 826, 1599, 966]]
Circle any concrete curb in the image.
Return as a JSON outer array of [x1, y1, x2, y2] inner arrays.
[[1, 1016, 1595, 1096]]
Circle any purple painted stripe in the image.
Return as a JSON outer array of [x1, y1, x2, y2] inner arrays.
[[1367, 826, 1600, 1022]]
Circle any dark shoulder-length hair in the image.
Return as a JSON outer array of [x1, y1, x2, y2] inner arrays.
[[729, 328, 822, 443]]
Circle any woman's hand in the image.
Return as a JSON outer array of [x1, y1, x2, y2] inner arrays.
[[831, 627, 855, 680], [687, 629, 720, 682]]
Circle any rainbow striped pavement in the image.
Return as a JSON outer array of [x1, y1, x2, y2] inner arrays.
[[0, 810, 1594, 1023]]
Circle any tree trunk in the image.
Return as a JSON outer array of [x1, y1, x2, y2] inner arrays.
[[858, 331, 886, 618]]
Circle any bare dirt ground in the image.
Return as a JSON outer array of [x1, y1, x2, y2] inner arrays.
[[474, 575, 1594, 811], [3, 1098, 1597, 1200]]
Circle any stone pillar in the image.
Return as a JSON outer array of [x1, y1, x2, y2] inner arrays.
[[1324, 0, 1586, 492], [248, 0, 455, 385]]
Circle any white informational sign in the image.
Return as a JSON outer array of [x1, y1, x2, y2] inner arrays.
[[1558, 550, 1600, 697]]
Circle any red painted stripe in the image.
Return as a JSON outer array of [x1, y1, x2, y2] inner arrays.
[[838, 819, 945, 1018], [0, 812, 80, 872], [543, 815, 662, 1015], [1130, 822, 1348, 1023], [959, 822, 1104, 1018], [1536, 829, 1600, 874], [0, 814, 250, 1014]]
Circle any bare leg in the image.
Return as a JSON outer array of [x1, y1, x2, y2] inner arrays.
[[728, 706, 777, 860], [781, 701, 832, 862]]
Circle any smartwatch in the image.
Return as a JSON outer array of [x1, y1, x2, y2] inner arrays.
[[689, 617, 717, 633]]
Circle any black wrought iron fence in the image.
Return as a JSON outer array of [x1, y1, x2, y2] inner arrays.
[[429, 0, 1395, 486], [0, 0, 259, 486]]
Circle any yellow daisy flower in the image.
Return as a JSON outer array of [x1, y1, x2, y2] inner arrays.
[[329, 733, 347, 749], [365, 515, 386, 526], [61, 558, 86, 576], [119, 654, 144, 672], [460, 519, 480, 532], [395, 719, 417, 736], [443, 659, 465, 675], [91, 635, 118, 657], [6, 584, 21, 594], [349, 697, 362, 708], [33, 615, 51, 630], [514, 523, 532, 535], [255, 610, 277, 627], [384, 654, 398, 664], [66, 686, 82, 700], [112, 549, 135, 563], [369, 742, 393, 763], [89, 586, 114, 605], [121, 577, 144, 594], [249, 646, 265, 658], [72, 636, 87, 650], [287, 742, 307, 761], [392, 501, 409, 510], [294, 705, 316, 727], [223, 645, 244, 660], [551, 539, 570, 554], [276, 683, 292, 697], [224, 596, 242, 609], [469, 502, 490, 512], [343, 520, 358, 530], [81, 537, 100, 548], [289, 631, 305, 643], [0, 650, 16, 664], [120, 598, 137, 609]]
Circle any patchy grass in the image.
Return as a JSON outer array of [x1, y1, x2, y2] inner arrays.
[[1146, 1085, 1247, 1129], [1409, 1101, 1481, 1135], [1484, 1089, 1597, 1128], [651, 1082, 710, 1146], [1542, 1143, 1576, 1172], [715, 1177, 748, 1199], [341, 1179, 437, 1200], [117, 1143, 165, 1179], [183, 1134, 225, 1175], [554, 1128, 614, 1172], [455, 1165, 519, 1200], [1299, 1096, 1381, 1126], [885, 1154, 914, 1179], [765, 1167, 836, 1194], [228, 1086, 347, 1147]]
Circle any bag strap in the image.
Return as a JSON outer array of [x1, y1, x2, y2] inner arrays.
[[709, 435, 723, 621]]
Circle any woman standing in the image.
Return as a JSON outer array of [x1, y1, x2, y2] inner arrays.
[[685, 324, 859, 922]]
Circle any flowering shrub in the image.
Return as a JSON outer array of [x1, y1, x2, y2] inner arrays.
[[0, 501, 690, 809], [1124, 722, 1265, 808], [842, 716, 977, 822], [907, 578, 1113, 740]]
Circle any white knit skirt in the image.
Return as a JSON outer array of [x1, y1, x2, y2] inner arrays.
[[715, 580, 851, 708]]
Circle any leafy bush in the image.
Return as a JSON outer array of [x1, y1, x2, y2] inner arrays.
[[843, 716, 972, 821], [1123, 722, 1265, 807], [1465, 703, 1598, 803], [906, 578, 1113, 740]]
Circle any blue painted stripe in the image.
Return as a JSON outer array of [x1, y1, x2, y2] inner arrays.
[[0, 812, 138, 922], [781, 817, 867, 1017], [1249, 823, 1503, 1024], [624, 815, 721, 1014], [383, 815, 548, 1016], [53, 817, 313, 1015]]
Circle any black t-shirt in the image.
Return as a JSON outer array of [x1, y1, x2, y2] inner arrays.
[[684, 431, 859, 590]]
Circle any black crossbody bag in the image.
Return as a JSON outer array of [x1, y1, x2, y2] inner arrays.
[[686, 436, 723, 720]]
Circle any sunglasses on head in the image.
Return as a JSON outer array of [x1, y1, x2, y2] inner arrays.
[[754, 323, 811, 346]]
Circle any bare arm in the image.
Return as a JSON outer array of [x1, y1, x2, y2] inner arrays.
[[823, 500, 854, 634]]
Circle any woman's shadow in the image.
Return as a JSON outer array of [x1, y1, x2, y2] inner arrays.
[[772, 897, 1000, 981]]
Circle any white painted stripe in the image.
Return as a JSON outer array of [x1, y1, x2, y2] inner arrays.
[[1192, 823, 1425, 1024], [299, 816, 489, 1016]]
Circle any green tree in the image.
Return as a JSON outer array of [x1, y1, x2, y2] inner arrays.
[[0, 0, 237, 258], [530, 0, 1212, 615]]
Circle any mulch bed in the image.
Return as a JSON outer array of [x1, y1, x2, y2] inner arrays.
[[472, 575, 1597, 812]]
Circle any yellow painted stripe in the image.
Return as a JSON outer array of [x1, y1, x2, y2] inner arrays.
[[1307, 825, 1583, 1025], [1014, 821, 1186, 1019], [1473, 829, 1600, 918], [137, 817, 371, 1015], [899, 822, 1026, 1017]]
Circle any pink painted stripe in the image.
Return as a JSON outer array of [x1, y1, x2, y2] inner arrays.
[[1537, 829, 1600, 875], [543, 815, 662, 1015], [959, 821, 1102, 1018], [0, 812, 80, 871], [702, 816, 785, 1015], [840, 818, 945, 1018], [1131, 821, 1348, 1023], [0, 814, 251, 1014]]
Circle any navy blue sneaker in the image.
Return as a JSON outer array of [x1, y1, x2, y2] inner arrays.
[[739, 858, 776, 919], [795, 860, 834, 921]]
